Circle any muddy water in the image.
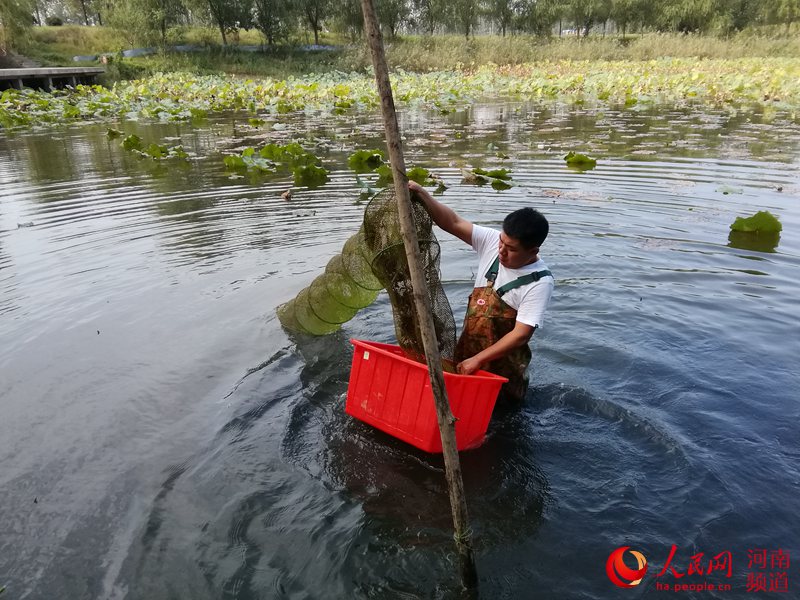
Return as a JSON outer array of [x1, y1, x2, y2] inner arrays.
[[1, 102, 799, 599]]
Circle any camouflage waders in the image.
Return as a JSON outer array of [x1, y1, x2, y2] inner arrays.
[[454, 257, 551, 404]]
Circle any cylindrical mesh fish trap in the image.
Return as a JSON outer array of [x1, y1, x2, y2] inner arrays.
[[277, 188, 456, 363]]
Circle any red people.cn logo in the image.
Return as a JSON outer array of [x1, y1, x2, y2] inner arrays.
[[607, 546, 649, 588]]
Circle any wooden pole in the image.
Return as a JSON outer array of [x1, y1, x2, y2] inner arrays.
[[359, 0, 478, 590]]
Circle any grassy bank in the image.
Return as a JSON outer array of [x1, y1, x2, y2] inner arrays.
[[20, 25, 800, 82]]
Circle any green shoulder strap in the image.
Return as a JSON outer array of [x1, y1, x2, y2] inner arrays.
[[485, 257, 500, 284], [496, 269, 552, 297]]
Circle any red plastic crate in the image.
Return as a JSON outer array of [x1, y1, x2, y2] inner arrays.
[[345, 339, 508, 453]]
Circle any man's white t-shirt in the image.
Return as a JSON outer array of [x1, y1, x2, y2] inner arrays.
[[470, 225, 554, 329]]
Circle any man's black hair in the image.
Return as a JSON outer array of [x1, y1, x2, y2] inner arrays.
[[503, 207, 549, 249]]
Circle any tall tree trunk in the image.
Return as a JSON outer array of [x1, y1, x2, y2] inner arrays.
[[220, 23, 228, 45], [81, 0, 89, 25], [97, 12, 103, 26], [160, 0, 167, 45]]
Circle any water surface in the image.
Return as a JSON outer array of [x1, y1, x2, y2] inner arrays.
[[1, 102, 799, 599]]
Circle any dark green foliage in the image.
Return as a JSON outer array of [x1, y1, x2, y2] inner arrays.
[[293, 164, 329, 187], [224, 142, 328, 186], [348, 149, 385, 173], [253, 0, 294, 46], [474, 167, 511, 180], [564, 151, 597, 170], [730, 211, 782, 233]]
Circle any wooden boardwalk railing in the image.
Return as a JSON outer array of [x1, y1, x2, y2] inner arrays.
[[0, 67, 105, 91]]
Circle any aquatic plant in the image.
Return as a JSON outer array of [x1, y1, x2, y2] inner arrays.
[[730, 211, 782, 233], [2, 58, 800, 132], [564, 151, 597, 170], [462, 167, 514, 190], [119, 133, 188, 160], [223, 142, 329, 187], [348, 149, 386, 173]]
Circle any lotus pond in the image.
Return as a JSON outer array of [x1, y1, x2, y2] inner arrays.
[[1, 97, 799, 599]]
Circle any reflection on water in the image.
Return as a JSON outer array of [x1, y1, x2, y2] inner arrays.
[[1, 101, 799, 599], [727, 230, 781, 253]]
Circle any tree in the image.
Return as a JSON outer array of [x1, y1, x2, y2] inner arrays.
[[486, 0, 514, 36], [451, 0, 479, 37], [1, 0, 35, 54], [253, 0, 293, 46], [762, 0, 800, 30], [107, 0, 187, 46], [333, 0, 363, 41], [657, 0, 717, 33], [70, 0, 90, 24], [567, 0, 612, 36], [412, 0, 448, 34], [517, 0, 562, 36], [378, 0, 409, 38], [611, 0, 648, 36], [184, 0, 253, 45], [298, 0, 329, 46]]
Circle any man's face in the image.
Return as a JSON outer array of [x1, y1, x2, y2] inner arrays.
[[498, 231, 539, 269]]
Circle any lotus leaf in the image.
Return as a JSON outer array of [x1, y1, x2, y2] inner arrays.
[[294, 164, 329, 187], [145, 143, 168, 159], [564, 151, 597, 169], [474, 167, 512, 180], [121, 134, 143, 151], [349, 149, 385, 173], [730, 211, 782, 234]]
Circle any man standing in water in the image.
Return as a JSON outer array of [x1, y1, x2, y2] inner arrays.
[[409, 181, 554, 404]]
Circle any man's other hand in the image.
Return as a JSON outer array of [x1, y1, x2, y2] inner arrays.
[[457, 356, 482, 375]]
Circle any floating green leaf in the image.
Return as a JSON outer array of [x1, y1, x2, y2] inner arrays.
[[145, 143, 168, 159], [248, 117, 266, 126], [407, 166, 431, 185], [564, 151, 597, 170], [258, 144, 282, 161], [462, 169, 491, 185], [225, 142, 323, 180], [107, 127, 123, 139], [294, 164, 329, 187], [348, 149, 385, 173], [474, 167, 512, 180], [224, 155, 247, 170], [121, 134, 143, 151], [730, 211, 782, 233], [170, 146, 189, 160], [462, 167, 513, 190], [491, 179, 513, 190], [375, 164, 394, 186]]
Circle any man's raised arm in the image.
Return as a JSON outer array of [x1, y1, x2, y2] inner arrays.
[[409, 181, 473, 245]]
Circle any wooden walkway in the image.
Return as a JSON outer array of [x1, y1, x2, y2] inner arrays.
[[0, 67, 105, 91]]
